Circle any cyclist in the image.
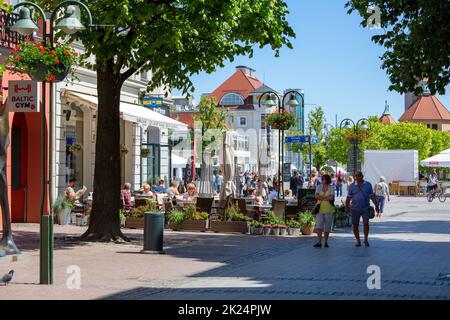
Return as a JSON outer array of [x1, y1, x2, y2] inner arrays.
[[427, 169, 439, 198]]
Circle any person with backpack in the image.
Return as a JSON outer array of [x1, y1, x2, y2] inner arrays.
[[336, 170, 345, 197]]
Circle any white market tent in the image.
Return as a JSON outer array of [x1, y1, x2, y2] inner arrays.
[[421, 149, 450, 168]]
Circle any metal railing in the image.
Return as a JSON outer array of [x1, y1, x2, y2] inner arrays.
[[0, 9, 30, 49]]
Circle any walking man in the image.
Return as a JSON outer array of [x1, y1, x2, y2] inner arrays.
[[336, 170, 345, 197], [345, 171, 379, 247], [374, 176, 390, 218]]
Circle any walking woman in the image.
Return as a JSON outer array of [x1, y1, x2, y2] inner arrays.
[[314, 174, 335, 248]]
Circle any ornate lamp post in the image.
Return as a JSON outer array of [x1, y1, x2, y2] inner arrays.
[[259, 90, 303, 199], [10, 0, 92, 285], [339, 118, 369, 175]]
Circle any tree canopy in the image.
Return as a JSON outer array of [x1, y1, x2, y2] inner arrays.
[[346, 0, 450, 95]]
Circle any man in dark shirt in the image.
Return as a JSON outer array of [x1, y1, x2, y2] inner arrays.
[[290, 170, 303, 197]]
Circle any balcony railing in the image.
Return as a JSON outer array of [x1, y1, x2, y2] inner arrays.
[[0, 9, 30, 49]]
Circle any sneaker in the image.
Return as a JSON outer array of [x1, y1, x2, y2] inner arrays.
[[324, 243, 329, 248], [313, 243, 322, 248]]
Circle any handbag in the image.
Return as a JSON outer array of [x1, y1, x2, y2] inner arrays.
[[357, 184, 376, 219], [312, 202, 320, 215]]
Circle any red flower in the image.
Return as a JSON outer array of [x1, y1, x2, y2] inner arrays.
[[55, 58, 60, 64], [40, 48, 46, 54], [48, 74, 55, 81], [50, 50, 56, 56], [64, 50, 71, 55], [13, 56, 20, 62]]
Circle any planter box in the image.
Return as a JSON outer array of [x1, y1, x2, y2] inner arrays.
[[263, 226, 271, 236], [279, 228, 287, 236], [301, 226, 315, 235], [125, 217, 145, 229], [170, 220, 208, 232], [270, 227, 280, 236], [211, 221, 248, 234], [287, 227, 300, 236], [250, 227, 263, 235]]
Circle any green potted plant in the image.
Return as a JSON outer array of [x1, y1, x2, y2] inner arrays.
[[168, 205, 208, 231], [7, 40, 80, 82], [334, 206, 349, 228], [249, 220, 263, 235], [287, 219, 301, 236], [124, 198, 160, 229], [52, 196, 74, 225], [211, 203, 249, 234], [119, 209, 127, 227], [267, 211, 284, 236], [262, 223, 271, 236], [278, 222, 288, 236], [298, 210, 316, 235]]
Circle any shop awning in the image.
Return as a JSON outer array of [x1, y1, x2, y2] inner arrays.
[[63, 90, 188, 131]]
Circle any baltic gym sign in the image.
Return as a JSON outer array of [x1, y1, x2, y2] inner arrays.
[[8, 80, 40, 112]]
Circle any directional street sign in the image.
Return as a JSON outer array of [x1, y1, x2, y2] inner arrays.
[[285, 135, 319, 144]]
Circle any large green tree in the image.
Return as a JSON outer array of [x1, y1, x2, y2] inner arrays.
[[39, 0, 294, 241], [307, 106, 326, 170], [346, 0, 450, 95]]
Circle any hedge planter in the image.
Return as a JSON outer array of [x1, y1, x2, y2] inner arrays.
[[251, 227, 263, 235], [211, 221, 248, 234], [170, 220, 208, 232], [125, 217, 145, 229], [287, 227, 300, 236], [301, 226, 315, 235], [270, 227, 280, 236]]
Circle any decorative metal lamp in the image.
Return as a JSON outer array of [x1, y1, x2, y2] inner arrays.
[[10, 7, 39, 35], [55, 5, 85, 34]]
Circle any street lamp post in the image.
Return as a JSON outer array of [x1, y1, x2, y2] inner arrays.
[[339, 118, 369, 175], [259, 90, 303, 199], [10, 0, 92, 285]]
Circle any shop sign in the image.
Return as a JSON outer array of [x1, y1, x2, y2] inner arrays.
[[7, 80, 40, 112]]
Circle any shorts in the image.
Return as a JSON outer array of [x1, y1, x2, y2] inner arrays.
[[315, 213, 334, 232], [427, 185, 437, 192], [352, 209, 369, 225]]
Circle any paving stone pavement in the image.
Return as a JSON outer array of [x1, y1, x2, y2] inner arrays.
[[1, 196, 449, 300]]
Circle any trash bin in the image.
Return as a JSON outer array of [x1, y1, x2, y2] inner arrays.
[[141, 211, 165, 254]]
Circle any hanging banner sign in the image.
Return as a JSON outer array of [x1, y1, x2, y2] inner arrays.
[[7, 80, 40, 112]]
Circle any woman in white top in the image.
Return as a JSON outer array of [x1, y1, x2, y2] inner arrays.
[[374, 176, 390, 217]]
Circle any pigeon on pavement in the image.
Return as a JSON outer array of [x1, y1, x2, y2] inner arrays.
[[1, 270, 14, 285]]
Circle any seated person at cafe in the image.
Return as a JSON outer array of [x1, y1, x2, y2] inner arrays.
[[154, 180, 167, 193], [246, 187, 263, 205], [183, 183, 198, 203], [120, 183, 133, 213], [166, 181, 180, 198], [65, 178, 87, 205], [268, 186, 278, 204], [141, 183, 156, 198]]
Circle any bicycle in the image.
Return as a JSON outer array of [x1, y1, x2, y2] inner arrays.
[[427, 187, 446, 203]]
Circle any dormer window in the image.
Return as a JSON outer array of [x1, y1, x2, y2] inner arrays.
[[220, 93, 244, 106]]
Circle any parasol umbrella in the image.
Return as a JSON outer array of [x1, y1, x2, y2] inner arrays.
[[198, 149, 215, 196], [220, 131, 236, 200], [258, 135, 270, 182]]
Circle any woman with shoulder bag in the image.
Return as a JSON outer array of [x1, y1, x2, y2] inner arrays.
[[313, 174, 335, 248]]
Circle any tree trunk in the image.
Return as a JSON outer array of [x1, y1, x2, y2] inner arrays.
[[81, 65, 128, 242]]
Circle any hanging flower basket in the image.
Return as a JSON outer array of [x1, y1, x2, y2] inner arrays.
[[346, 131, 368, 144], [66, 143, 82, 153], [263, 111, 297, 130], [120, 144, 129, 157], [7, 40, 79, 82], [140, 148, 150, 158]]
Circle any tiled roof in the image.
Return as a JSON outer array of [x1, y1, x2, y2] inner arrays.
[[379, 114, 396, 124], [399, 95, 450, 121], [209, 69, 263, 103]]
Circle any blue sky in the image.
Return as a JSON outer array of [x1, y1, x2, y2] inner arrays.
[[173, 0, 449, 126]]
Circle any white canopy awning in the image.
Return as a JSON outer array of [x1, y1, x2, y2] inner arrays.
[[421, 149, 450, 167], [171, 154, 200, 168], [63, 90, 188, 131]]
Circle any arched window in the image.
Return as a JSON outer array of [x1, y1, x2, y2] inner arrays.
[[220, 93, 244, 106]]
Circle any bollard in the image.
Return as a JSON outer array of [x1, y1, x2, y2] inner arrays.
[[141, 211, 165, 254]]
